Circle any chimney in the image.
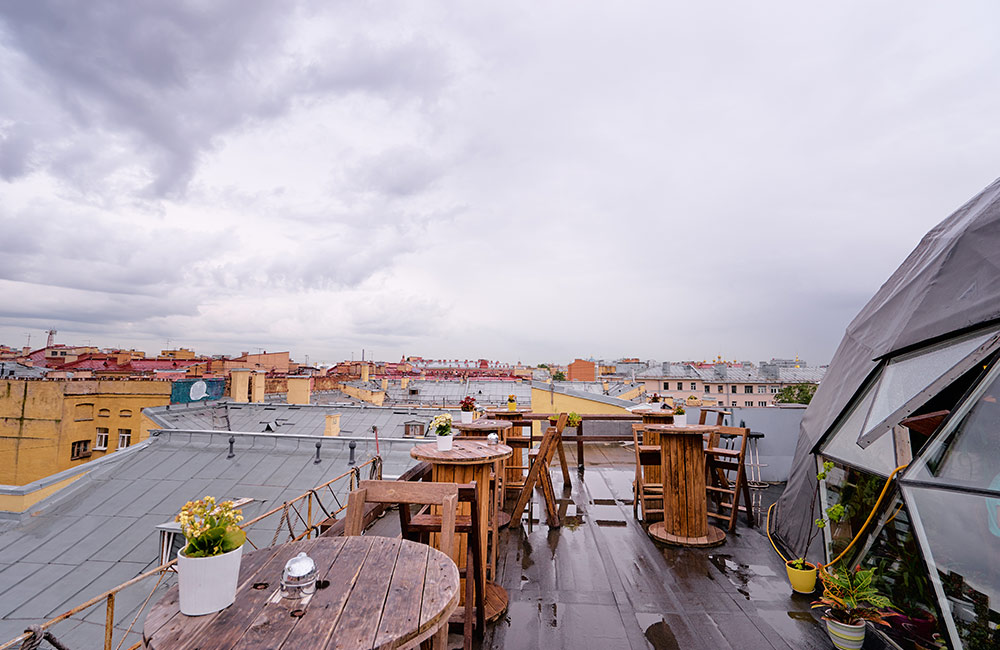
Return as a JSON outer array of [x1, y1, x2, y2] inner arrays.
[[230, 369, 251, 403], [360, 363, 370, 383], [287, 376, 311, 405], [324, 414, 341, 436], [116, 351, 132, 365], [401, 377, 409, 390], [381, 378, 388, 391], [250, 371, 266, 402]]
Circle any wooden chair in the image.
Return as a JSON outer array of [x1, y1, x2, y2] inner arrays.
[[704, 426, 755, 532], [632, 424, 663, 522], [508, 417, 565, 527], [506, 412, 568, 497], [397, 482, 486, 650], [345, 481, 459, 650], [698, 408, 731, 426]]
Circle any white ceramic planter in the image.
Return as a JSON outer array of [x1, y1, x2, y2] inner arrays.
[[177, 545, 243, 616], [460, 411, 473, 424], [436, 434, 453, 451], [824, 618, 866, 650], [673, 413, 687, 427]]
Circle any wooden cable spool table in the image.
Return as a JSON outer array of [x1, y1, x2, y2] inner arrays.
[[644, 424, 727, 548], [452, 420, 514, 529], [410, 440, 512, 623], [143, 536, 459, 650]]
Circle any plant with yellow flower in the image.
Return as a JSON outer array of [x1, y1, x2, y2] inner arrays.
[[175, 496, 246, 558]]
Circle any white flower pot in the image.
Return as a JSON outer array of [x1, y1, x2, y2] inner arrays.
[[436, 435, 453, 451], [824, 618, 866, 650], [460, 411, 473, 424], [673, 413, 687, 427], [177, 544, 243, 616]]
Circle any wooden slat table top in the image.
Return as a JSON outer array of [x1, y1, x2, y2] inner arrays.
[[453, 419, 513, 433], [410, 439, 512, 464], [143, 537, 459, 650], [642, 424, 719, 435]]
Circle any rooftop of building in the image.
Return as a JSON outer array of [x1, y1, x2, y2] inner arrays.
[[637, 362, 826, 384]]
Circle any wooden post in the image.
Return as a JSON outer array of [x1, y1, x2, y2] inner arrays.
[[576, 420, 585, 469], [105, 593, 115, 650]]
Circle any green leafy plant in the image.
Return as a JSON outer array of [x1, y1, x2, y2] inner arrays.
[[789, 557, 808, 570], [650, 393, 661, 403], [567, 412, 582, 427], [774, 383, 818, 405], [813, 565, 895, 626], [552, 370, 566, 381], [176, 496, 246, 558], [673, 405, 685, 415], [431, 413, 452, 435]]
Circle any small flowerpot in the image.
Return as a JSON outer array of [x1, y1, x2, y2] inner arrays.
[[785, 560, 817, 594], [673, 413, 687, 427], [824, 616, 866, 650], [460, 411, 473, 424], [436, 435, 453, 451], [507, 401, 517, 411], [177, 545, 244, 616]]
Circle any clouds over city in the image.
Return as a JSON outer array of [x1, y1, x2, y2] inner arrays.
[[1, 1, 999, 364]]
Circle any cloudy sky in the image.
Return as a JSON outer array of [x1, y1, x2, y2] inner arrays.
[[1, 2, 999, 366]]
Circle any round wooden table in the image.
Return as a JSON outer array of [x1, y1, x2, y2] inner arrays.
[[644, 425, 726, 548], [410, 440, 512, 622], [143, 536, 459, 650], [635, 414, 675, 490], [452, 419, 513, 441]]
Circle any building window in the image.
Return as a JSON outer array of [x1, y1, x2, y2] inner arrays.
[[120, 409, 133, 418], [731, 385, 737, 393], [704, 385, 711, 394], [744, 401, 753, 407], [744, 385, 753, 394], [757, 386, 767, 394], [94, 428, 109, 450], [770, 386, 779, 394], [75, 403, 94, 421], [404, 422, 425, 437], [689, 382, 696, 391], [663, 382, 669, 390], [717, 385, 723, 393], [758, 401, 767, 407], [71, 440, 91, 460], [676, 382, 683, 391], [117, 429, 132, 449]]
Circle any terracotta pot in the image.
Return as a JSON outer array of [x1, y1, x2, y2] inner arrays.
[[785, 560, 817, 594], [177, 545, 243, 616]]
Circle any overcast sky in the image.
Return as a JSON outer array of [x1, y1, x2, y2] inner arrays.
[[1, 2, 999, 366]]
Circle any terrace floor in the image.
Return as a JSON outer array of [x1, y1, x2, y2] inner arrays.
[[481, 444, 889, 650]]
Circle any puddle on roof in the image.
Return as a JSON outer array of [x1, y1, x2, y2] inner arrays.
[[635, 613, 680, 650], [708, 554, 783, 601], [591, 498, 618, 506], [595, 520, 627, 527]]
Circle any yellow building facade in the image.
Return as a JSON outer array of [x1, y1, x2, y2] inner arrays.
[[0, 379, 171, 485]]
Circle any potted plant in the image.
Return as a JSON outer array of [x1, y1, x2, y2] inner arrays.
[[650, 393, 660, 403], [567, 412, 582, 428], [813, 564, 895, 649], [507, 394, 517, 411], [431, 413, 453, 451], [459, 396, 476, 423], [672, 405, 687, 427], [175, 496, 247, 615], [782, 461, 845, 594]]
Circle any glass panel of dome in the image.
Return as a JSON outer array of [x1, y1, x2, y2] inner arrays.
[[863, 328, 999, 440], [821, 384, 897, 476], [904, 485, 1000, 649], [911, 359, 1000, 491]]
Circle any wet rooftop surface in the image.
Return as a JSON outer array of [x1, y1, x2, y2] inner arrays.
[[484, 444, 890, 650]]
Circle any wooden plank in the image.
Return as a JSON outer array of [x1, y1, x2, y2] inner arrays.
[[294, 536, 376, 649], [324, 536, 400, 649], [420, 545, 460, 632], [231, 538, 346, 650], [372, 541, 429, 649]]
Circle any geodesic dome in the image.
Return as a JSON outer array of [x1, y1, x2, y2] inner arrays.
[[774, 176, 1000, 649]]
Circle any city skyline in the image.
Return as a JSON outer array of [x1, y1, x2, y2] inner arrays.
[[2, 2, 999, 364]]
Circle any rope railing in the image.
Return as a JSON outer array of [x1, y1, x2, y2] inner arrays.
[[0, 456, 382, 650]]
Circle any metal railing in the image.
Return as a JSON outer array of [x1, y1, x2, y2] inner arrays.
[[0, 457, 382, 650]]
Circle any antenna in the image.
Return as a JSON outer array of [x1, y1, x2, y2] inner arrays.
[[46, 329, 57, 347]]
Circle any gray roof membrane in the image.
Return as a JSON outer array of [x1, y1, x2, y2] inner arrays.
[[0, 429, 420, 648], [383, 379, 531, 407]]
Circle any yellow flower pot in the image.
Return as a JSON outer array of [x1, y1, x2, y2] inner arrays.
[[507, 401, 517, 411], [786, 560, 817, 594]]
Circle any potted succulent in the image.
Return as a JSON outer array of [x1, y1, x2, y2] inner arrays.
[[431, 413, 453, 451], [175, 496, 247, 615], [813, 565, 895, 649], [507, 394, 517, 411], [567, 412, 582, 427], [784, 461, 842, 594], [459, 396, 476, 423], [672, 405, 687, 427]]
